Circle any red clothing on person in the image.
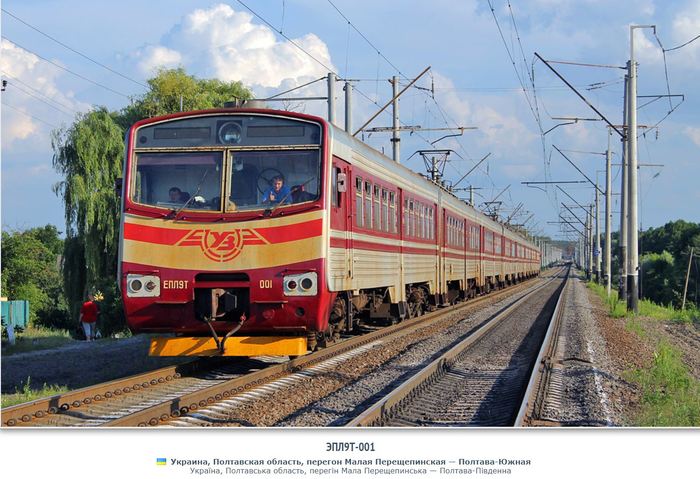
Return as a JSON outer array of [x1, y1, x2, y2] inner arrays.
[[80, 301, 99, 323]]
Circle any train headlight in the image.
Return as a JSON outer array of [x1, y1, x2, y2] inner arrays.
[[127, 274, 160, 297], [300, 277, 313, 290], [218, 121, 242, 144], [283, 272, 317, 296]]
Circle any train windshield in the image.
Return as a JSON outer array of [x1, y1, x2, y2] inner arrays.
[[131, 149, 321, 213], [226, 149, 320, 211], [132, 152, 224, 211]]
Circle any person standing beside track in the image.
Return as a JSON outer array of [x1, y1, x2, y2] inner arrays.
[[79, 293, 99, 341]]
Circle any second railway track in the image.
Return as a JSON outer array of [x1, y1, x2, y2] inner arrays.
[[347, 266, 570, 427]]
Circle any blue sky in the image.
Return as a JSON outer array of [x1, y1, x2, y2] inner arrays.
[[2, 0, 699, 240]]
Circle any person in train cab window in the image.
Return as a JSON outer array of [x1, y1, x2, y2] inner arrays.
[[79, 293, 99, 341], [169, 186, 190, 203], [262, 175, 291, 204]]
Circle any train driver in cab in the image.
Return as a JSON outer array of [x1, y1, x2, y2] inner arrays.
[[168, 186, 190, 203], [262, 175, 291, 204]]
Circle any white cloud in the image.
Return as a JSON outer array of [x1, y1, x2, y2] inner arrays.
[[684, 126, 700, 146], [4, 109, 37, 142], [430, 71, 537, 154], [134, 46, 182, 75], [0, 39, 88, 150], [672, 0, 700, 61], [634, 29, 663, 64], [132, 4, 335, 91]]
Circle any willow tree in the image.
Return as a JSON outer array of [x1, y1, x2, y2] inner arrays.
[[52, 107, 124, 330], [52, 68, 251, 334]]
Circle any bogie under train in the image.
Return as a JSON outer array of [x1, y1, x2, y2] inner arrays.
[[118, 107, 540, 356]]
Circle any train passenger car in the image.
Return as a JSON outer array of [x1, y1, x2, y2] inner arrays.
[[118, 106, 540, 357]]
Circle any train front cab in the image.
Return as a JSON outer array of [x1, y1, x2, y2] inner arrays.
[[119, 110, 335, 357]]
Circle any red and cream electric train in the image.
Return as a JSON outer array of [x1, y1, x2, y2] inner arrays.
[[118, 106, 540, 357]]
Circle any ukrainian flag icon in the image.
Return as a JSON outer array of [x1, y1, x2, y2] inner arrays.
[[156, 458, 167, 466]]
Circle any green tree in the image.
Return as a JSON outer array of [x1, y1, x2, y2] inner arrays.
[[51, 68, 252, 334], [639, 221, 700, 308], [640, 251, 677, 305], [117, 67, 251, 129], [1, 226, 69, 329]]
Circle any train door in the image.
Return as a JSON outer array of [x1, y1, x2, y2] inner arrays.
[[397, 188, 405, 302], [479, 225, 485, 289], [331, 157, 352, 286], [440, 207, 447, 300]]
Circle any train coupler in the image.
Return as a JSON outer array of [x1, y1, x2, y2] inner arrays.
[[204, 314, 247, 354]]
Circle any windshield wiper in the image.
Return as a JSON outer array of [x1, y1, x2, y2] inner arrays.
[[265, 177, 315, 217], [168, 168, 210, 220]]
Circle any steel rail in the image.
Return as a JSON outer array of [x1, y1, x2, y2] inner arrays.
[[345, 266, 568, 427], [1, 358, 208, 427], [514, 268, 570, 426], [106, 274, 542, 427]]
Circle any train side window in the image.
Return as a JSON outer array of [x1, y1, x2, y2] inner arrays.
[[374, 185, 381, 230], [364, 181, 372, 228], [449, 217, 453, 245], [418, 204, 424, 239], [404, 199, 409, 236], [423, 205, 428, 240], [454, 218, 458, 246], [382, 189, 389, 232], [426, 206, 430, 240], [425, 207, 430, 240], [389, 192, 396, 234], [448, 217, 453, 245], [355, 176, 363, 227]]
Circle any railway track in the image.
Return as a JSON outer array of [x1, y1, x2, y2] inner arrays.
[[346, 266, 569, 427], [1, 357, 285, 427], [3, 273, 544, 427]]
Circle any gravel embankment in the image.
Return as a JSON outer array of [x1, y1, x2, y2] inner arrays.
[[539, 275, 650, 426]]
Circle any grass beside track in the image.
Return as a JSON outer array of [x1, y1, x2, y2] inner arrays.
[[1, 327, 74, 356], [587, 282, 699, 323], [1, 378, 70, 408], [587, 281, 700, 426], [626, 342, 700, 426]]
